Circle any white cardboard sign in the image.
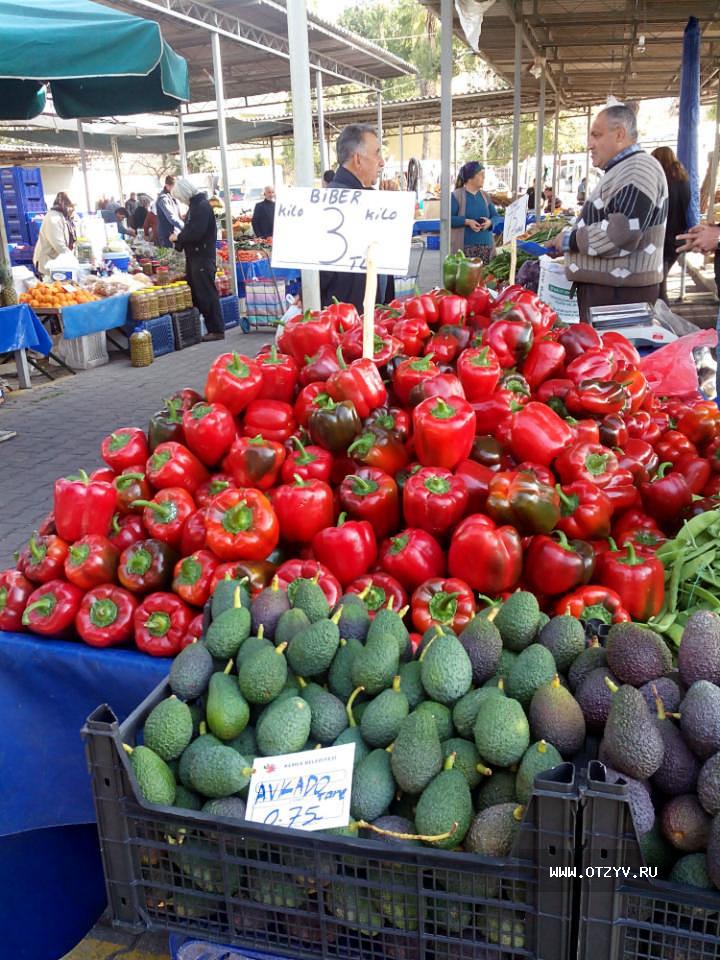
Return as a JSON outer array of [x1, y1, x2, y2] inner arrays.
[[271, 186, 415, 275], [245, 742, 355, 832], [503, 194, 530, 245]]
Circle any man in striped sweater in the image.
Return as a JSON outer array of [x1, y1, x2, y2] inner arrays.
[[549, 105, 668, 321]]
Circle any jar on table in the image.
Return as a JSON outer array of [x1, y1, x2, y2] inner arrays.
[[155, 286, 168, 316], [130, 291, 147, 322], [145, 287, 159, 320], [165, 285, 179, 314]]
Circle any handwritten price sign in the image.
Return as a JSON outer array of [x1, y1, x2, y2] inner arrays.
[[271, 187, 416, 276], [245, 743, 355, 832]]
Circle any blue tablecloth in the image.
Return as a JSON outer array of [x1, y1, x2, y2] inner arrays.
[[0, 303, 52, 355], [61, 293, 131, 339], [412, 219, 440, 235]]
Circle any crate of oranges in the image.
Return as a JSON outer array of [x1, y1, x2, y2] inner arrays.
[[20, 282, 100, 310]]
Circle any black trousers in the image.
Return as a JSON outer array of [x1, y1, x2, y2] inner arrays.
[[576, 282, 660, 323], [187, 254, 224, 334]]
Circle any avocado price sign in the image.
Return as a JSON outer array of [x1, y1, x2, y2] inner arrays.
[[271, 186, 416, 276], [245, 742, 355, 832]]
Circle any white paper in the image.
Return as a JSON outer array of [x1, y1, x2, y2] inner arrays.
[[245, 742, 355, 832], [271, 187, 415, 276], [503, 194, 530, 245]]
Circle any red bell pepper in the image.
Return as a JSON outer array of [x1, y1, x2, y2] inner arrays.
[[486, 470, 561, 535], [0, 570, 33, 632], [281, 309, 337, 364], [311, 513, 378, 586], [205, 352, 263, 415], [53, 470, 116, 542], [348, 429, 409, 475], [180, 507, 208, 556], [424, 332, 459, 365], [456, 346, 501, 401], [131, 488, 196, 549], [393, 356, 440, 406], [640, 463, 693, 529], [257, 345, 299, 403], [484, 316, 533, 368], [280, 436, 333, 484], [555, 586, 631, 624], [172, 549, 219, 607], [401, 293, 438, 325], [114, 470, 152, 516], [205, 488, 279, 561], [676, 401, 720, 449], [182, 402, 236, 467], [210, 561, 276, 597], [602, 468, 641, 513], [90, 467, 118, 485], [134, 592, 193, 657], [364, 406, 411, 443], [146, 442, 209, 496], [568, 419, 601, 445], [704, 436, 720, 473], [339, 468, 399, 540], [558, 323, 602, 361], [378, 527, 445, 592], [565, 349, 618, 385], [270, 475, 335, 544], [308, 399, 361, 453], [566, 379, 627, 417], [654, 429, 697, 464], [491, 286, 550, 333], [411, 576, 476, 633], [274, 559, 341, 608], [448, 514, 523, 594], [326, 348, 387, 419], [672, 453, 711, 496], [169, 388, 204, 413], [555, 442, 620, 489], [597, 541, 665, 621], [195, 475, 235, 509], [509, 402, 574, 468], [408, 372, 466, 407], [242, 399, 297, 444], [614, 368, 647, 414], [294, 383, 331, 428], [598, 414, 629, 451], [118, 539, 176, 593], [600, 330, 641, 367], [556, 481, 613, 541], [612, 507, 665, 545], [471, 391, 526, 439], [109, 514, 146, 553], [454, 459, 493, 514], [324, 300, 361, 335], [224, 435, 286, 491], [298, 343, 342, 387], [436, 293, 467, 327], [535, 378, 576, 410], [101, 428, 149, 473], [403, 467, 468, 537], [470, 435, 506, 470], [347, 572, 407, 617], [344, 329, 403, 367], [522, 339, 566, 391], [147, 398, 186, 452], [18, 533, 69, 584], [393, 317, 430, 356], [524, 530, 595, 597], [465, 286, 492, 328], [182, 612, 205, 649], [64, 534, 118, 590], [21, 579, 85, 636], [75, 585, 137, 647], [413, 396, 475, 470], [626, 410, 662, 444]]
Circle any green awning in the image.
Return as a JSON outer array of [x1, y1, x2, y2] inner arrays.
[[0, 0, 189, 120]]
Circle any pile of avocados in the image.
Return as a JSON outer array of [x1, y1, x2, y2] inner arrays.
[[124, 578, 720, 900]]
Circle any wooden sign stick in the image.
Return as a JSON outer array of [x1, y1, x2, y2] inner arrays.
[[362, 242, 379, 360], [509, 237, 518, 286]]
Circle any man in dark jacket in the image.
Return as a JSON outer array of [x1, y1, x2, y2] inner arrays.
[[171, 178, 224, 341], [157, 175, 184, 248], [320, 124, 386, 313], [251, 186, 276, 238]]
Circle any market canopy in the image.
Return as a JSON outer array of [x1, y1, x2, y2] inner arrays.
[[0, 0, 189, 121]]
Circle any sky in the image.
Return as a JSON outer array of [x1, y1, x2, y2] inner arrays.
[[309, 0, 361, 21]]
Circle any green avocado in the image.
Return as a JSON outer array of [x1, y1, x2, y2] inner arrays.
[[125, 744, 176, 806], [143, 695, 194, 761]]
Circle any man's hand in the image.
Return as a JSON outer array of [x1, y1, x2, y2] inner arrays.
[[676, 223, 720, 254], [548, 230, 567, 252], [169, 232, 179, 243]]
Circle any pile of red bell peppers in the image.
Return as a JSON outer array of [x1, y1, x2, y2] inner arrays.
[[2, 281, 719, 653]]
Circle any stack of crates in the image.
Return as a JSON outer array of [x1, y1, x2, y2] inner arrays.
[[0, 166, 47, 245]]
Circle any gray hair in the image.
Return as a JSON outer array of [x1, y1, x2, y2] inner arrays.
[[173, 177, 198, 205], [599, 104, 638, 142], [336, 123, 378, 166]]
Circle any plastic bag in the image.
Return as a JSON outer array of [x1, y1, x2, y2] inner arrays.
[[639, 327, 717, 397]]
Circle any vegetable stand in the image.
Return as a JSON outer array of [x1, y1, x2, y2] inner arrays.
[[0, 302, 53, 387]]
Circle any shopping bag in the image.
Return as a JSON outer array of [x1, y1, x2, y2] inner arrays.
[[639, 327, 717, 397]]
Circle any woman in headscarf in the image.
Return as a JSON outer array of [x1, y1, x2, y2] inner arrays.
[[33, 192, 77, 276], [450, 161, 499, 262], [171, 178, 225, 341], [651, 146, 691, 303]]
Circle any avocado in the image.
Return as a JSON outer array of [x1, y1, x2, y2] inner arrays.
[[177, 725, 220, 788], [211, 578, 250, 619], [234, 630, 272, 667], [413, 701, 453, 741], [187, 702, 204, 738], [639, 824, 677, 876], [250, 576, 290, 641], [495, 648, 518, 681], [604, 767, 655, 837], [367, 606, 410, 660], [457, 614, 502, 685], [188, 743, 252, 798], [391, 710, 443, 794], [605, 622, 668, 687], [326, 884, 383, 936], [661, 795, 712, 852], [529, 676, 586, 758], [205, 587, 252, 659], [484, 911, 525, 950], [300, 682, 348, 744], [173, 784, 202, 810], [475, 769, 518, 811], [698, 753, 720, 815], [350, 748, 396, 822], [289, 577, 330, 622], [237, 642, 288, 705], [398, 660, 425, 709], [248, 868, 306, 909], [202, 796, 247, 820], [442, 737, 488, 790], [680, 681, 720, 759], [206, 663, 250, 740], [351, 632, 400, 696], [360, 815, 420, 845], [494, 591, 540, 652], [515, 741, 563, 805], [420, 632, 473, 706], [678, 609, 720, 687], [333, 725, 369, 766], [169, 641, 214, 700], [568, 639, 607, 692], [125, 744, 176, 805], [575, 667, 620, 731], [287, 614, 341, 677], [474, 692, 530, 768], [414, 755, 473, 848], [601, 681, 664, 779], [143, 695, 194, 761], [640, 676, 682, 714], [651, 695, 700, 797], [328, 637, 364, 700], [465, 802, 524, 857], [360, 676, 409, 747], [452, 684, 504, 738], [227, 726, 257, 758], [174, 837, 241, 895], [506, 644, 557, 707], [669, 853, 713, 889], [274, 607, 310, 647], [539, 616, 586, 672], [416, 624, 456, 658], [256, 696, 312, 756]]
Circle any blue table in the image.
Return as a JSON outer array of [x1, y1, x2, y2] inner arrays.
[[412, 218, 440, 235], [0, 303, 53, 388], [61, 293, 130, 339], [0, 632, 170, 959]]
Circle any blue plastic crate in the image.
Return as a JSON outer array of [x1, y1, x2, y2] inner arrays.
[[144, 313, 176, 357], [169, 934, 288, 960], [219, 294, 240, 329], [427, 234, 440, 250]]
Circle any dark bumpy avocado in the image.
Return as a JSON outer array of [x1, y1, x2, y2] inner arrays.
[[458, 615, 502, 685], [660, 795, 712, 853], [494, 592, 540, 652], [539, 616, 586, 673], [605, 622, 668, 687], [528, 676, 586, 758], [568, 640, 607, 692], [680, 682, 720, 759], [678, 610, 720, 687], [601, 682, 664, 780]]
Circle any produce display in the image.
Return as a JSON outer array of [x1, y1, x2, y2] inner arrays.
[[19, 281, 100, 308]]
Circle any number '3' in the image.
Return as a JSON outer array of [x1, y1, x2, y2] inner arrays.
[[320, 206, 348, 265]]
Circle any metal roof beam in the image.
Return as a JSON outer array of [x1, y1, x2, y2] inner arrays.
[[110, 0, 384, 90], [509, 0, 564, 105]]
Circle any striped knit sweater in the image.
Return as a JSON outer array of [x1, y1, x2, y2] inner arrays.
[[565, 149, 668, 287]]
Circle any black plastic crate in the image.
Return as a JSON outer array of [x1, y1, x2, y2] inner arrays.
[[83, 679, 580, 960], [578, 762, 720, 960], [172, 308, 202, 349]]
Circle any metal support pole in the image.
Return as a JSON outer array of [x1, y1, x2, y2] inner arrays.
[[110, 137, 124, 202], [76, 120, 92, 214], [585, 106, 592, 192], [287, 0, 320, 309], [177, 108, 189, 177], [534, 71, 546, 219], [511, 18, 522, 198], [551, 110, 560, 207], [399, 122, 404, 187], [439, 0, 453, 267], [270, 137, 277, 188], [377, 92, 383, 146], [316, 70, 328, 174], [211, 31, 239, 298], [708, 80, 720, 224], [453, 122, 458, 182]]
